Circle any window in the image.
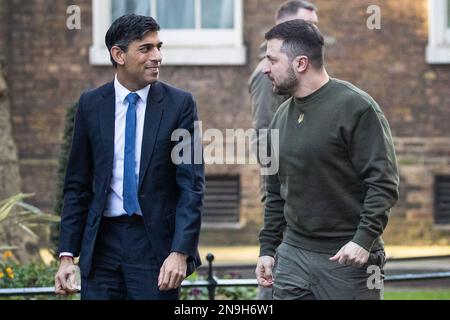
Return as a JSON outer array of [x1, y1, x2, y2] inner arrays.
[[447, 0, 450, 39], [434, 175, 450, 225], [90, 0, 246, 65], [426, 0, 450, 64], [202, 175, 241, 228]]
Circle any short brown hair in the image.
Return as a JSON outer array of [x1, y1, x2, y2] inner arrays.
[[265, 19, 324, 69], [276, 0, 317, 22]]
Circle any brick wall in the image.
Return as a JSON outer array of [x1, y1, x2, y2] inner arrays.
[[4, 0, 450, 244], [6, 0, 110, 210], [394, 138, 450, 219]]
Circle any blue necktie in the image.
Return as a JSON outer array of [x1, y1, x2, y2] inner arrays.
[[123, 92, 140, 216]]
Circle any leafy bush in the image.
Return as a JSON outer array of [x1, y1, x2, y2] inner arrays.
[[181, 272, 258, 300], [0, 251, 73, 300], [0, 193, 60, 256], [0, 250, 56, 288]]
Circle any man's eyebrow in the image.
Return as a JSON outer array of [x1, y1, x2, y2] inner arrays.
[[138, 42, 163, 48]]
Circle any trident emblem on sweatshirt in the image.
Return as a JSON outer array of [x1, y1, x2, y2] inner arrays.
[[298, 112, 305, 124]]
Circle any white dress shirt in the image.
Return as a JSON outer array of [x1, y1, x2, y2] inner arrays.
[[103, 75, 150, 217]]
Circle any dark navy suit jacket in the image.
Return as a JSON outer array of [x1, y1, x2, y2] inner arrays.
[[58, 80, 204, 277]]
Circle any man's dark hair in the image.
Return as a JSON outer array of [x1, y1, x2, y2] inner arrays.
[[105, 14, 160, 67], [265, 19, 324, 69], [276, 0, 317, 22]]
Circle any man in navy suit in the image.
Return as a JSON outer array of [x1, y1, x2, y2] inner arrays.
[[54, 14, 204, 300]]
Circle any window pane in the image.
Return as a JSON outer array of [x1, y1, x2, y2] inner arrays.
[[202, 0, 234, 29], [111, 0, 151, 21], [448, 0, 450, 28], [157, 0, 195, 29]]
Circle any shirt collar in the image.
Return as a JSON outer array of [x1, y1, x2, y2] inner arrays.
[[114, 74, 151, 105]]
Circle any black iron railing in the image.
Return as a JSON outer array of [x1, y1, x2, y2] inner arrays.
[[1, 253, 450, 299]]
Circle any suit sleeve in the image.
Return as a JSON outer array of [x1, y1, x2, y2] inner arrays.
[[58, 92, 93, 256], [171, 93, 205, 258], [349, 108, 399, 251]]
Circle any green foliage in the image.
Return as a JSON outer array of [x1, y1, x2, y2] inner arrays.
[[0, 258, 57, 289], [0, 250, 55, 291], [0, 193, 60, 251], [52, 101, 79, 252], [1, 193, 60, 224], [216, 285, 258, 300], [180, 272, 258, 300], [180, 272, 209, 300], [11, 261, 57, 288], [0, 252, 74, 300], [384, 291, 450, 300]]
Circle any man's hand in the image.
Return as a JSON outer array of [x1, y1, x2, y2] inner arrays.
[[330, 241, 369, 268], [256, 256, 275, 287], [54, 257, 77, 295], [158, 252, 188, 291]]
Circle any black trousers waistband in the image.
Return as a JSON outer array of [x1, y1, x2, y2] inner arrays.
[[102, 214, 143, 223]]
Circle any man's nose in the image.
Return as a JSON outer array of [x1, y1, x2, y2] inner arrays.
[[261, 59, 270, 74], [149, 48, 162, 62]]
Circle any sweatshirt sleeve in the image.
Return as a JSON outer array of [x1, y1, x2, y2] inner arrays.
[[348, 107, 400, 251], [258, 123, 286, 257]]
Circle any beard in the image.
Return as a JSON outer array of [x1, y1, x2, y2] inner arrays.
[[273, 65, 298, 96]]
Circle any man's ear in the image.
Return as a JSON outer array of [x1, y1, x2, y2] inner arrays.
[[293, 55, 309, 73], [110, 46, 125, 66]]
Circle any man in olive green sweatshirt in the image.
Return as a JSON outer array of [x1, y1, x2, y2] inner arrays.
[[249, 1, 318, 173], [249, 0, 318, 301], [255, 19, 399, 300]]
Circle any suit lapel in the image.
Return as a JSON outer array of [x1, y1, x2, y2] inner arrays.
[[99, 82, 116, 172], [138, 81, 164, 190]]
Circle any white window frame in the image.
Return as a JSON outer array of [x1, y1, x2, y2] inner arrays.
[[447, 0, 450, 42], [89, 0, 246, 66], [426, 0, 450, 64]]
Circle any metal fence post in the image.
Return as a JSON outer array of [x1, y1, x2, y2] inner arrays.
[[206, 253, 218, 300]]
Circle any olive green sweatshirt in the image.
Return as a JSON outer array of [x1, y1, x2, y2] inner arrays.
[[259, 78, 399, 257]]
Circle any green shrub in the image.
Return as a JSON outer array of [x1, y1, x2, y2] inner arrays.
[[180, 272, 258, 300], [0, 194, 60, 256], [0, 250, 56, 289], [0, 252, 74, 300]]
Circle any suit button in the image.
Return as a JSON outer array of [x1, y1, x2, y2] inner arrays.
[[104, 189, 108, 194]]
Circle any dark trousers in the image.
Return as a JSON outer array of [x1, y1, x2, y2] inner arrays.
[[81, 215, 179, 300]]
